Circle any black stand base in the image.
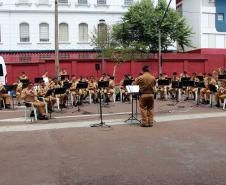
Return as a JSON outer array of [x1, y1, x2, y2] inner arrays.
[[90, 122, 111, 128], [125, 93, 141, 124], [90, 91, 111, 128], [125, 115, 141, 124]]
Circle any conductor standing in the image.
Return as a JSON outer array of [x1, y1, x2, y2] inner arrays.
[[135, 65, 156, 127]]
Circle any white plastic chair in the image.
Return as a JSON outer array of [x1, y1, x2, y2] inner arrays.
[[223, 98, 226, 110], [24, 102, 38, 122]]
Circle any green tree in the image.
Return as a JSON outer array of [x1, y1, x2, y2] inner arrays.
[[113, 0, 193, 52]]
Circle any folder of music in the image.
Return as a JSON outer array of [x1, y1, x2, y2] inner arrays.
[[126, 85, 139, 93]]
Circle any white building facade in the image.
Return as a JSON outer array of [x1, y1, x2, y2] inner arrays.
[[0, 0, 136, 52], [177, 0, 226, 51], [0, 0, 176, 52]]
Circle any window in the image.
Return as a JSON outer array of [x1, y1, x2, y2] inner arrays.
[[59, 0, 68, 3], [97, 21, 107, 45], [59, 23, 69, 42], [38, 0, 49, 4], [17, 0, 29, 3], [79, 23, 88, 42], [78, 0, 87, 4], [19, 23, 30, 42], [97, 0, 106, 5], [124, 0, 133, 6], [217, 13, 224, 21], [39, 23, 49, 42]]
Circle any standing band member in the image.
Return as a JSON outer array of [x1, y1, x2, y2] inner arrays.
[[134, 65, 156, 127]]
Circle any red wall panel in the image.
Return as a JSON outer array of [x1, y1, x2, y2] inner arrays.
[[3, 50, 226, 84]]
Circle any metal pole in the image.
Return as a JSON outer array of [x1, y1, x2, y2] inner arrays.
[[158, 0, 173, 76], [101, 50, 104, 74], [158, 29, 162, 75], [55, 0, 59, 78]]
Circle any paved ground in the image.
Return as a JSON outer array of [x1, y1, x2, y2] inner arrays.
[[0, 99, 226, 185]]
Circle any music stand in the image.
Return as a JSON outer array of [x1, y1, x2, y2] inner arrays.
[[196, 82, 205, 105], [123, 79, 133, 102], [98, 81, 110, 104], [90, 81, 110, 128], [20, 79, 29, 84], [54, 87, 67, 111], [61, 75, 69, 81], [158, 79, 170, 86], [209, 84, 217, 107], [197, 76, 204, 81], [123, 79, 133, 86], [182, 80, 195, 87], [171, 81, 183, 102], [34, 77, 43, 84], [73, 82, 88, 112], [63, 82, 72, 89], [125, 85, 141, 124], [182, 80, 195, 100], [22, 83, 29, 89], [45, 89, 54, 97], [43, 89, 55, 118], [218, 75, 226, 80], [172, 81, 183, 89], [181, 77, 191, 82]]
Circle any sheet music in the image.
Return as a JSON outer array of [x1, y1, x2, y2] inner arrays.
[[43, 77, 49, 83], [126, 85, 139, 93]]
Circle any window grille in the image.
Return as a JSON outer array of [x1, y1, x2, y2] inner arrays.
[[20, 23, 30, 42], [39, 23, 49, 42], [97, 0, 106, 5], [79, 23, 88, 42], [59, 23, 69, 42]]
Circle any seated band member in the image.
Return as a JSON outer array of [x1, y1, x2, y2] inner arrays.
[[0, 83, 12, 109], [70, 75, 79, 106], [200, 73, 215, 104], [156, 73, 167, 99], [188, 72, 199, 100], [19, 71, 28, 81], [120, 74, 132, 102], [215, 81, 226, 107], [76, 76, 88, 105], [134, 65, 156, 127], [168, 72, 180, 99], [38, 81, 56, 112], [105, 76, 115, 102], [59, 68, 68, 76], [14, 78, 23, 105], [88, 76, 98, 103], [42, 71, 49, 83], [21, 82, 48, 120]]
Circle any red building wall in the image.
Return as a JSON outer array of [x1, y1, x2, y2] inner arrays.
[[1, 49, 226, 84]]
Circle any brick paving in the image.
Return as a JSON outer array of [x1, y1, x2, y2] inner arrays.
[[0, 100, 226, 185]]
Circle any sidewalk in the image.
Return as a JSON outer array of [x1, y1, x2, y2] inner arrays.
[[0, 99, 225, 131]]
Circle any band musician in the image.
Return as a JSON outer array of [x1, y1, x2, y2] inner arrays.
[[19, 71, 29, 81], [21, 82, 48, 120], [134, 65, 156, 127], [88, 76, 98, 103], [0, 83, 12, 109], [38, 80, 56, 112]]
